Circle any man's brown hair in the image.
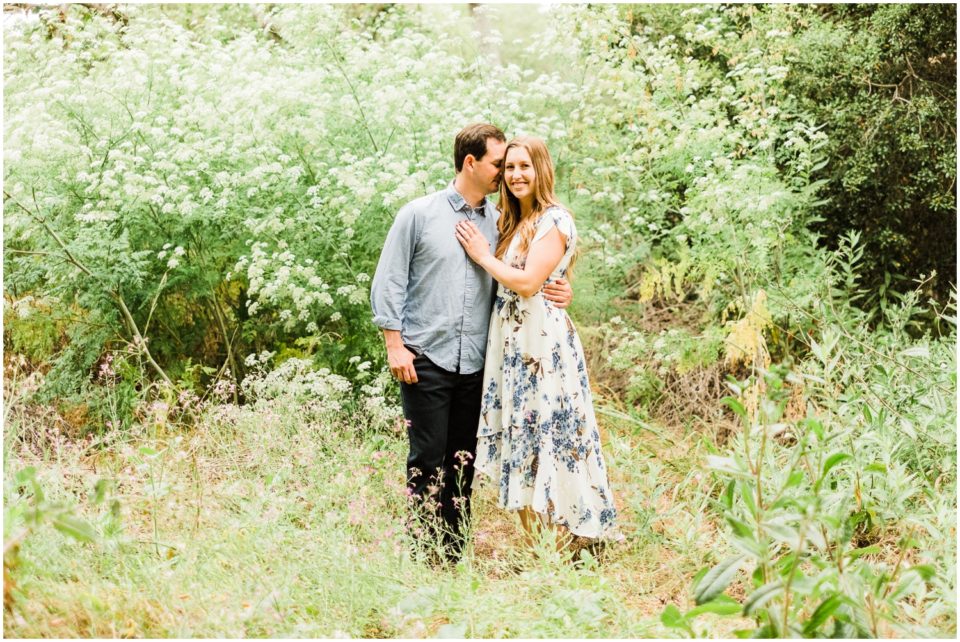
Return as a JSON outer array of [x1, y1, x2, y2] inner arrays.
[[454, 123, 506, 173]]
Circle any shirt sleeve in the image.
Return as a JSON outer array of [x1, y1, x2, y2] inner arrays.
[[532, 207, 576, 247], [370, 204, 418, 331]]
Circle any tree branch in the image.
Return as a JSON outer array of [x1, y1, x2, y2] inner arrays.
[[4, 189, 173, 386]]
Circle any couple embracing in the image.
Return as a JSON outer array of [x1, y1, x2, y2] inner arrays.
[[371, 124, 622, 563]]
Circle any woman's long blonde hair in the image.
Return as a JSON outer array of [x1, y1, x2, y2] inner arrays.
[[495, 136, 567, 263]]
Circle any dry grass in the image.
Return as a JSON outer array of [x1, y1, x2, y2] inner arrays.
[[581, 295, 735, 429]]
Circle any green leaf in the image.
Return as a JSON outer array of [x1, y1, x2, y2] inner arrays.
[[770, 495, 800, 511], [899, 417, 917, 439], [783, 470, 804, 490], [753, 623, 777, 637], [889, 573, 922, 601], [701, 436, 720, 455], [578, 547, 595, 567], [803, 593, 845, 635], [906, 564, 936, 582], [743, 582, 784, 616], [691, 566, 709, 589], [14, 465, 43, 502], [722, 480, 735, 510], [52, 514, 96, 542], [726, 516, 754, 540], [900, 345, 929, 359], [816, 453, 851, 490], [93, 479, 109, 504], [722, 396, 747, 419], [693, 555, 746, 605], [822, 453, 852, 477], [863, 463, 886, 474], [739, 481, 758, 518], [765, 522, 801, 549], [660, 604, 685, 629], [686, 595, 742, 618], [706, 455, 747, 477], [845, 545, 881, 560], [14, 466, 37, 484], [802, 417, 824, 440]]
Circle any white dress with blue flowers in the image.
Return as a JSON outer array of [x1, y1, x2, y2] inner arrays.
[[475, 207, 622, 541]]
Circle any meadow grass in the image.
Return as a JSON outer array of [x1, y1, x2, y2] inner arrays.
[[3, 384, 756, 638], [7, 299, 953, 638]]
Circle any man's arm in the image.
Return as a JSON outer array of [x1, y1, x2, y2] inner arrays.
[[456, 220, 574, 304], [370, 206, 419, 384], [542, 278, 573, 308], [470, 226, 566, 297]]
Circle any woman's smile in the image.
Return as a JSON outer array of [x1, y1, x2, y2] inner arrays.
[[504, 146, 537, 201]]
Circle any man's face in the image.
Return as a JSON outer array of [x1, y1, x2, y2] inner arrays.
[[473, 138, 507, 195]]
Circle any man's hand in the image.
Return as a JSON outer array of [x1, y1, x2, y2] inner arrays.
[[383, 330, 418, 384], [388, 344, 418, 383], [542, 278, 573, 308]]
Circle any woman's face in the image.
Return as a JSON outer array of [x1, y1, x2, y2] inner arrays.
[[504, 146, 536, 202]]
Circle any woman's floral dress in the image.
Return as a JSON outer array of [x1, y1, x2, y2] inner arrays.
[[475, 206, 623, 541]]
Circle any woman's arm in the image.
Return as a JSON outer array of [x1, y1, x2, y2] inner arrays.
[[455, 220, 565, 298]]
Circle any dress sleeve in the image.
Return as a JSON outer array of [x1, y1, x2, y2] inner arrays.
[[532, 207, 576, 247]]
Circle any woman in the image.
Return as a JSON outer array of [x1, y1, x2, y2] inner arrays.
[[455, 136, 622, 546]]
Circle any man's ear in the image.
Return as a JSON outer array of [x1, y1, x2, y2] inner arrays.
[[463, 154, 476, 172]]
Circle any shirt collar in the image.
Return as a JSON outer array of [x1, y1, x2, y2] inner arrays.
[[446, 181, 491, 216]]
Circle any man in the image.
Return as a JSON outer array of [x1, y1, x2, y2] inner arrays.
[[370, 123, 572, 561]]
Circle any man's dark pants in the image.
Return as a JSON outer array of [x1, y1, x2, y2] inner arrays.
[[400, 351, 482, 560]]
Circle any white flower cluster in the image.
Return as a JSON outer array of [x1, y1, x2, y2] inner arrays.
[[358, 369, 403, 432], [237, 240, 371, 332], [4, 2, 832, 416], [530, 3, 827, 299], [157, 243, 186, 269], [241, 353, 352, 413]]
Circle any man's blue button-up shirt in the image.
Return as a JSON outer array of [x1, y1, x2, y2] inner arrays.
[[370, 183, 499, 374]]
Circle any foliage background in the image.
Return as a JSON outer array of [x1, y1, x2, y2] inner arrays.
[[3, 3, 956, 638]]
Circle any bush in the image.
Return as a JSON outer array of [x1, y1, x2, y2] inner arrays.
[[630, 3, 957, 308]]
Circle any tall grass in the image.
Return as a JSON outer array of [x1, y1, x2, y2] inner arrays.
[[4, 364, 761, 638]]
